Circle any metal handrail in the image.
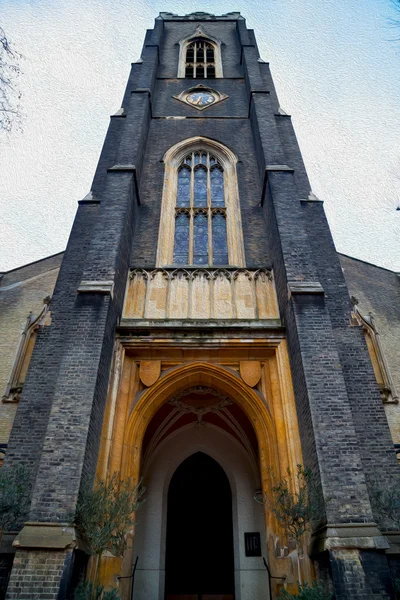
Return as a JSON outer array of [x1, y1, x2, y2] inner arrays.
[[263, 556, 286, 598], [117, 556, 139, 600]]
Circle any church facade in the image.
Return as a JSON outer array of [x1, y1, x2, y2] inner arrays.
[[1, 11, 400, 600]]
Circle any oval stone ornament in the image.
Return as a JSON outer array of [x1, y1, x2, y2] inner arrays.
[[140, 360, 161, 387], [240, 361, 262, 387]]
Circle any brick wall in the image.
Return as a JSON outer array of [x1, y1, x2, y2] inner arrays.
[[0, 255, 62, 445], [330, 549, 394, 600], [340, 255, 400, 444], [6, 550, 71, 600]]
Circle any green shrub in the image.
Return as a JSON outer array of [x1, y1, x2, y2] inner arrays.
[[0, 464, 31, 535], [73, 581, 120, 600], [278, 581, 333, 600], [72, 473, 144, 596], [73, 581, 103, 600], [103, 589, 121, 600], [394, 577, 400, 599]]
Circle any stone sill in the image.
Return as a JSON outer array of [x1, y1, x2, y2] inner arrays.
[[119, 318, 283, 330]]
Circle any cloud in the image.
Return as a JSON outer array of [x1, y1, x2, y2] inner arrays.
[[1, 0, 399, 271]]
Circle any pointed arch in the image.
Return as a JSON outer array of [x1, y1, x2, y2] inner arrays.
[[121, 361, 279, 492], [156, 136, 245, 267], [178, 27, 223, 78]]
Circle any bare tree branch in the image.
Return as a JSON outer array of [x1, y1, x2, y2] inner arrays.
[[0, 25, 22, 133]]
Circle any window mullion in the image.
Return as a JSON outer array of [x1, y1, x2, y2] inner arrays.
[[189, 154, 194, 264], [207, 153, 213, 265]]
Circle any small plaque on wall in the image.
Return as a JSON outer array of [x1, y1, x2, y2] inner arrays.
[[244, 532, 261, 557]]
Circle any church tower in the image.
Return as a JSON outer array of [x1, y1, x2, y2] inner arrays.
[[4, 12, 400, 600]]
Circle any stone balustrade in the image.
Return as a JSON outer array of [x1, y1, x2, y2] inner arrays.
[[123, 268, 279, 320]]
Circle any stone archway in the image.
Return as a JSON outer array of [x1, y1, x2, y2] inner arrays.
[[97, 353, 307, 597], [120, 363, 277, 600], [132, 424, 269, 600], [122, 362, 279, 489]]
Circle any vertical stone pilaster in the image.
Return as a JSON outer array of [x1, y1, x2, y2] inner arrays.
[[5, 13, 163, 599], [5, 202, 100, 514], [239, 18, 399, 598]]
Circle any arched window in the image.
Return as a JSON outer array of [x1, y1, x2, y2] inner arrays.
[[157, 137, 244, 268], [173, 152, 228, 265], [184, 40, 216, 79], [178, 29, 223, 79], [2, 298, 50, 404]]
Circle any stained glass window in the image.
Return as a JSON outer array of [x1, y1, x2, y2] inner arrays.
[[185, 40, 216, 79], [173, 212, 190, 264], [212, 213, 228, 265], [173, 151, 229, 265], [193, 213, 209, 264], [211, 167, 224, 207], [177, 167, 190, 207], [194, 167, 207, 207]]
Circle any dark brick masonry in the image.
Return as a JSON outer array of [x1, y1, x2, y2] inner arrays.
[[4, 12, 400, 599]]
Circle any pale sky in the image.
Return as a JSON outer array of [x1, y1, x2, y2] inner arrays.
[[0, 0, 399, 272]]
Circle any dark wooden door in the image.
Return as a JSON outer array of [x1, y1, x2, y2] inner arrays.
[[165, 452, 235, 599]]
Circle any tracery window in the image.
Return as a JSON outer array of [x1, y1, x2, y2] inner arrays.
[[173, 152, 228, 265], [185, 40, 216, 79], [157, 137, 244, 268]]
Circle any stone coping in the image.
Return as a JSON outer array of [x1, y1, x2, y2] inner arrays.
[[310, 522, 390, 555], [119, 318, 283, 330], [12, 522, 84, 551]]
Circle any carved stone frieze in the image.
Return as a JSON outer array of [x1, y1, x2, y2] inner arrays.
[[123, 267, 279, 321]]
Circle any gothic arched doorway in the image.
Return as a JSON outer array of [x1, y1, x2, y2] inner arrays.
[[165, 452, 235, 600]]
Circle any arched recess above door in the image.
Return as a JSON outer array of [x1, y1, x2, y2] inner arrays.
[[122, 361, 278, 485]]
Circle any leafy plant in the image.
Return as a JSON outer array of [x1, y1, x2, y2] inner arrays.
[[103, 590, 121, 600], [73, 581, 120, 600], [0, 464, 31, 539], [258, 465, 325, 583], [278, 581, 333, 600], [74, 581, 103, 600], [369, 483, 400, 530], [73, 473, 144, 598], [393, 577, 400, 600], [265, 465, 325, 548]]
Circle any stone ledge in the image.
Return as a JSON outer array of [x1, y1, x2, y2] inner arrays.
[[13, 522, 81, 551], [108, 164, 135, 172], [310, 522, 389, 555], [265, 165, 294, 172], [384, 531, 400, 555], [288, 281, 324, 296], [77, 280, 114, 296], [119, 318, 283, 330]]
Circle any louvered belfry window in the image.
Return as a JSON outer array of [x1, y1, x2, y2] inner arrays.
[[173, 151, 228, 265], [185, 41, 216, 78]]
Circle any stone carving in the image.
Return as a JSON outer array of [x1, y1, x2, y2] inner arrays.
[[239, 361, 262, 387], [172, 385, 229, 401], [124, 267, 278, 320], [169, 386, 232, 425], [139, 361, 161, 387]]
